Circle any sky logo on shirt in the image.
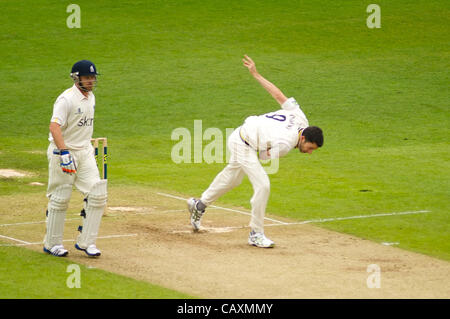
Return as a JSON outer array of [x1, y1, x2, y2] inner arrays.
[[77, 116, 94, 127]]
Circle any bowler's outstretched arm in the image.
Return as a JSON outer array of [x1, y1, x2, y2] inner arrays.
[[243, 55, 288, 105]]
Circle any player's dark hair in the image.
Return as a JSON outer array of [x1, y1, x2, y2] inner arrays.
[[303, 126, 324, 147]]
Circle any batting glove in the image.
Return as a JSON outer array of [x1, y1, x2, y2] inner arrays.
[[54, 149, 77, 175]]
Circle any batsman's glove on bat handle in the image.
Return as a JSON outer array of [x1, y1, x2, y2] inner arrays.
[[54, 149, 77, 175]]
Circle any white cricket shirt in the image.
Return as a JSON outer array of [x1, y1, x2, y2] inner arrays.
[[240, 97, 309, 159], [48, 84, 96, 150]]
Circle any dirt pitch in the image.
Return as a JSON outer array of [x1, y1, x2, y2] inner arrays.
[[1, 186, 449, 298]]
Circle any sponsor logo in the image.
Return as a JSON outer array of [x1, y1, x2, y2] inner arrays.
[[77, 116, 94, 127]]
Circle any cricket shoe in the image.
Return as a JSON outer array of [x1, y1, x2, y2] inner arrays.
[[43, 245, 69, 257], [75, 243, 101, 257], [187, 198, 205, 232], [248, 231, 275, 248]]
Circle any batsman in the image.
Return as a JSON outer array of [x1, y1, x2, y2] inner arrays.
[[43, 60, 107, 257]]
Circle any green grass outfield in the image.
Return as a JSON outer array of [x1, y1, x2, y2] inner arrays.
[[0, 246, 194, 298], [0, 0, 449, 298]]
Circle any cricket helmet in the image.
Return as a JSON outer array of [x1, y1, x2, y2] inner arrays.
[[71, 60, 99, 77], [70, 60, 99, 91]]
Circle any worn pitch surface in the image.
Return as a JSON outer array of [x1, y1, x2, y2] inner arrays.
[[1, 187, 449, 298]]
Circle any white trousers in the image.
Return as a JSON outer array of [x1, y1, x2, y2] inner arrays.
[[47, 144, 100, 197], [200, 127, 270, 233]]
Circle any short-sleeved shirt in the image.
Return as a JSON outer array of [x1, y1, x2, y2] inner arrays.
[[240, 97, 309, 159], [49, 85, 95, 150]]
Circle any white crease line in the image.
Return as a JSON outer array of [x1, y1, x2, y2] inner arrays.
[[171, 225, 248, 234], [170, 211, 431, 233], [156, 192, 190, 202], [124, 209, 185, 215], [156, 192, 288, 224], [95, 234, 138, 239], [264, 210, 431, 227], [208, 205, 288, 224], [0, 233, 138, 247], [0, 218, 79, 227], [0, 234, 31, 245]]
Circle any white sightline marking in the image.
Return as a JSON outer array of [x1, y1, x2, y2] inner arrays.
[[156, 192, 288, 224]]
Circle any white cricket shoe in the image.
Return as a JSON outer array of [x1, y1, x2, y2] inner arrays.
[[75, 243, 101, 257], [43, 245, 69, 257], [248, 231, 275, 248], [187, 198, 205, 232]]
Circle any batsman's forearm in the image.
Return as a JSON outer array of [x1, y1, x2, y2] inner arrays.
[[252, 72, 287, 105], [49, 122, 68, 150]]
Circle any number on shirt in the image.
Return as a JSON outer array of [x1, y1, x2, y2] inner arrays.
[[265, 114, 286, 122]]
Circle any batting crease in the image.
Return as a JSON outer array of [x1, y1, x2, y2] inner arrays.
[[156, 192, 288, 224], [266, 210, 431, 227], [0, 190, 431, 243], [0, 233, 138, 247], [0, 218, 79, 227], [156, 192, 430, 227]]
